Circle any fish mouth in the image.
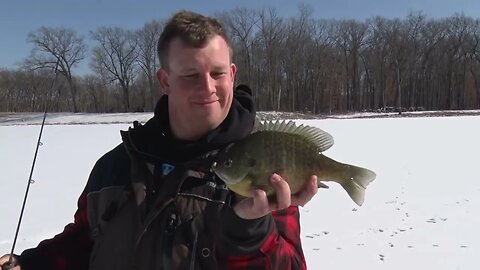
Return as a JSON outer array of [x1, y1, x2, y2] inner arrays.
[[211, 162, 241, 185]]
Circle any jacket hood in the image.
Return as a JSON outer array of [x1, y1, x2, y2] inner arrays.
[[121, 84, 256, 164]]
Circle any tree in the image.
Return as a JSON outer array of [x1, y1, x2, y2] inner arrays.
[[91, 27, 139, 112], [24, 27, 86, 112], [136, 20, 164, 110], [282, 4, 315, 112], [333, 19, 368, 111], [217, 8, 259, 90], [256, 7, 286, 110]]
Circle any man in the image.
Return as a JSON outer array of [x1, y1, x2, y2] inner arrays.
[[0, 10, 318, 270]]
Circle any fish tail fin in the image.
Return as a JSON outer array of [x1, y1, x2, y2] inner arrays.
[[339, 165, 376, 206]]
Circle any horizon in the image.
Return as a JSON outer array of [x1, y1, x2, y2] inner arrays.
[[1, 0, 480, 75]]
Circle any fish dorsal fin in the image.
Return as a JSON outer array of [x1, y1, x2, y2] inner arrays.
[[258, 120, 334, 152]]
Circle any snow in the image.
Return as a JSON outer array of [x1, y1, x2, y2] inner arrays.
[[1, 113, 479, 269]]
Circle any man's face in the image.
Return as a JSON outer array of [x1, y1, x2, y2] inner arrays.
[[157, 35, 236, 140]]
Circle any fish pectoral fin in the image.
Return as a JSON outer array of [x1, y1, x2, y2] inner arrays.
[[318, 181, 329, 189]]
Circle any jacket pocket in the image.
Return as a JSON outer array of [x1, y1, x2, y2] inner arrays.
[[87, 188, 138, 270]]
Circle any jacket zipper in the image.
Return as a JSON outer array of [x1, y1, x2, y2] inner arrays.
[[135, 197, 174, 247], [189, 231, 199, 270]]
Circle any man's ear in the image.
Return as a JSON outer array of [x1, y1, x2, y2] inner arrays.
[[230, 63, 237, 83], [157, 69, 170, 95]]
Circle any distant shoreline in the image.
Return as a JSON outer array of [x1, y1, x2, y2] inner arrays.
[[1, 110, 480, 126]]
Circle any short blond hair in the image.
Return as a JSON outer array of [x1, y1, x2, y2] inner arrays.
[[157, 10, 233, 69]]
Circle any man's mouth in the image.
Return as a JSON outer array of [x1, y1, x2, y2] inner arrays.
[[193, 100, 218, 105]]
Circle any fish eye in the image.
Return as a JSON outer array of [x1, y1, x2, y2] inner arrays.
[[224, 159, 233, 168]]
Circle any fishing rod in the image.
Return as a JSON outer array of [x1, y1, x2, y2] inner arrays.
[[2, 61, 60, 270]]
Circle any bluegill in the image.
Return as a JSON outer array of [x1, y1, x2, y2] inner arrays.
[[212, 121, 376, 206]]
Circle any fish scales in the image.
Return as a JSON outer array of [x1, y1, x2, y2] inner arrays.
[[241, 130, 320, 195], [212, 120, 376, 206]]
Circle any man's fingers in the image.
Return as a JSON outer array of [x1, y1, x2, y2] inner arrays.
[[0, 254, 20, 270], [252, 189, 270, 215], [270, 173, 291, 210], [232, 174, 318, 220], [292, 175, 318, 207]]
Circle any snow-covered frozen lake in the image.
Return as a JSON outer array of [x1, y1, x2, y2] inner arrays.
[[1, 113, 479, 269]]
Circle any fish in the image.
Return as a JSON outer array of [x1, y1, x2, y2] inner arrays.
[[211, 120, 376, 206]]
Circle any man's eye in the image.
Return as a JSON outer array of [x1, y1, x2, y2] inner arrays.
[[211, 72, 226, 78], [184, 74, 198, 79]]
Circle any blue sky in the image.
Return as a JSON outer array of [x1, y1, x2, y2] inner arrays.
[[1, 0, 479, 74]]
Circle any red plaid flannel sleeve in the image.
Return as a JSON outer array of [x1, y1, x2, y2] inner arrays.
[[224, 205, 307, 270], [18, 191, 93, 270]]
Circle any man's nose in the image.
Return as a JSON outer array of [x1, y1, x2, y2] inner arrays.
[[199, 73, 215, 93]]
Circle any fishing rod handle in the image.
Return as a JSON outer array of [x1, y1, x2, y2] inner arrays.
[[1, 254, 18, 270], [2, 261, 16, 270]]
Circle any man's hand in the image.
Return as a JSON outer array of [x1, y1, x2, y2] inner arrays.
[[233, 174, 318, 220], [0, 254, 20, 270]]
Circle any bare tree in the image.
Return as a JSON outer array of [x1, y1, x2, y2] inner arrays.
[[0, 68, 55, 111], [0, 69, 21, 111], [4, 10, 480, 114], [79, 74, 108, 113], [442, 15, 477, 109], [90, 27, 139, 112], [23, 27, 86, 112], [217, 8, 259, 90], [333, 19, 368, 111], [136, 20, 164, 110], [256, 7, 286, 110], [282, 4, 315, 112], [311, 20, 337, 113], [469, 18, 480, 107]]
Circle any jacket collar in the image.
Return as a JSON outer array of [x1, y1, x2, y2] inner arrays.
[[122, 85, 256, 164]]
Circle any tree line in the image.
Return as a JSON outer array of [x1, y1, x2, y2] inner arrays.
[[1, 5, 480, 114]]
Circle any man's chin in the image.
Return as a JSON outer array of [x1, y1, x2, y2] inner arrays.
[[200, 114, 228, 129]]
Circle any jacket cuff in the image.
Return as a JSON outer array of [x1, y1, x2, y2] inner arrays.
[[18, 248, 51, 270], [217, 206, 275, 256]]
